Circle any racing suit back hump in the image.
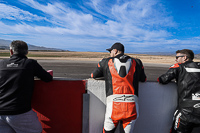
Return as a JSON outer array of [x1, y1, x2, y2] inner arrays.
[[91, 53, 146, 97]]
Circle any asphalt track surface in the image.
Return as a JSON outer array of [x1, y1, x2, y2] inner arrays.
[[38, 59, 170, 81]]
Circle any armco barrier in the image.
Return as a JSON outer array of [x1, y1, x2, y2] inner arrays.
[[87, 79, 200, 133], [32, 79, 86, 133], [31, 79, 200, 133]]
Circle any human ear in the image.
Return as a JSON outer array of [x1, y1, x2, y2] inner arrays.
[[184, 55, 188, 61], [114, 49, 118, 54], [10, 49, 13, 56]]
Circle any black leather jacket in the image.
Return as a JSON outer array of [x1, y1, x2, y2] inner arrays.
[[158, 61, 200, 109], [0, 54, 52, 115]]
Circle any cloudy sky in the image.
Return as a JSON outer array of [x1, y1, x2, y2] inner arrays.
[[0, 0, 200, 53]]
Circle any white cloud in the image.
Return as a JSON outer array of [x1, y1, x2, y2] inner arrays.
[[0, 3, 45, 21], [19, 0, 95, 28], [84, 0, 176, 41], [0, 0, 174, 41], [1, 0, 198, 52], [0, 21, 13, 33]]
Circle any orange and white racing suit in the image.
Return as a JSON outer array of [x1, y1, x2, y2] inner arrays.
[[91, 54, 146, 133]]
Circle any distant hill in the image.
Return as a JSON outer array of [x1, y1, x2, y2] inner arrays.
[[132, 52, 175, 56], [0, 39, 66, 51]]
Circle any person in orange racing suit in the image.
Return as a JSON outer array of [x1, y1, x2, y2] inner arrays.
[[158, 49, 200, 133], [91, 42, 146, 133]]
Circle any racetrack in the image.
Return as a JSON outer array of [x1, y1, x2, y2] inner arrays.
[[38, 59, 170, 81]]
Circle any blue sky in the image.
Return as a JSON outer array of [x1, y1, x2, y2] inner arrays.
[[0, 0, 200, 53]]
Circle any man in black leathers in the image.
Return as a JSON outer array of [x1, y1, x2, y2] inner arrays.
[[158, 49, 200, 133], [0, 40, 52, 133]]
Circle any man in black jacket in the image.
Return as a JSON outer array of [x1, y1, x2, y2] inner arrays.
[[91, 42, 146, 133], [158, 49, 200, 133], [0, 40, 53, 133]]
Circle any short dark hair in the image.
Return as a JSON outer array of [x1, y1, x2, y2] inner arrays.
[[176, 49, 194, 61], [10, 40, 28, 55]]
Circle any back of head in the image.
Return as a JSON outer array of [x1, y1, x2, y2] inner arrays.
[[10, 40, 28, 55], [176, 49, 194, 61], [106, 42, 125, 53]]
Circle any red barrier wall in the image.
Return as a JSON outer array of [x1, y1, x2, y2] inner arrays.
[[32, 80, 86, 133]]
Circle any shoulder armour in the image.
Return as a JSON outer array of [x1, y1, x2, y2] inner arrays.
[[170, 63, 180, 69]]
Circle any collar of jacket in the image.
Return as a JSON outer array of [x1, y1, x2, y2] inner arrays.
[[114, 53, 124, 58], [183, 60, 194, 64], [10, 54, 27, 59]]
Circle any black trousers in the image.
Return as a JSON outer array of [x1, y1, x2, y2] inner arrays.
[[170, 108, 200, 133]]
